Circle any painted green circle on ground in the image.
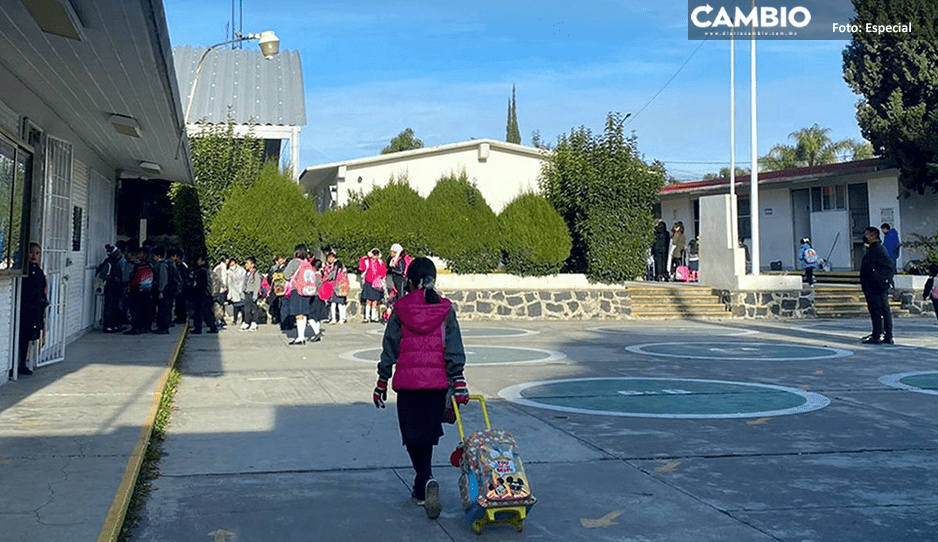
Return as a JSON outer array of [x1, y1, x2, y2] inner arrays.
[[626, 342, 852, 361], [880, 371, 938, 396], [341, 345, 565, 365], [460, 327, 536, 338], [591, 325, 754, 336], [499, 377, 830, 418]]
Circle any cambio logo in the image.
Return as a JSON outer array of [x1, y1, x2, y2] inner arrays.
[[691, 3, 811, 29]]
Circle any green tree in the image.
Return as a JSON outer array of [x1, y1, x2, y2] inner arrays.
[[761, 124, 857, 171], [170, 119, 264, 257], [506, 85, 521, 144], [425, 171, 501, 273], [206, 163, 317, 264], [540, 113, 666, 283], [702, 167, 750, 180], [498, 192, 571, 276], [381, 128, 424, 154], [843, 0, 938, 194], [319, 176, 430, 266]]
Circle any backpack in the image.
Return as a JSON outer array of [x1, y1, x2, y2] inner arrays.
[[259, 275, 271, 298], [335, 270, 350, 297], [318, 279, 335, 301], [291, 260, 318, 297], [674, 265, 690, 282], [803, 247, 819, 265], [272, 272, 287, 296], [131, 263, 153, 293]]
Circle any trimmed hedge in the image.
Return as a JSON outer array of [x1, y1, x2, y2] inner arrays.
[[319, 177, 430, 266], [206, 164, 317, 264], [425, 171, 501, 273], [498, 193, 571, 276]]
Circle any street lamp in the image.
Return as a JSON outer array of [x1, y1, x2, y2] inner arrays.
[[183, 30, 281, 123]]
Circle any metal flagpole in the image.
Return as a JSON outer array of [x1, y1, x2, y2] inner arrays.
[[750, 0, 761, 275]]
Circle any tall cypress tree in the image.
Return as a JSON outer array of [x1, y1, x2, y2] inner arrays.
[[506, 85, 521, 144]]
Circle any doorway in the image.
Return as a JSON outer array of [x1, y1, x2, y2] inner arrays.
[[791, 189, 811, 268]]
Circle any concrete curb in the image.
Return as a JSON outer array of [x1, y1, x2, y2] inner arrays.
[[96, 325, 189, 542]]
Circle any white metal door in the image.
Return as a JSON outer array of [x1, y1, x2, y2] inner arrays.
[[37, 137, 71, 366]]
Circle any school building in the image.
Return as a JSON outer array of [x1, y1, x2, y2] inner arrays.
[[299, 139, 548, 214], [659, 159, 938, 272], [0, 1, 192, 383]]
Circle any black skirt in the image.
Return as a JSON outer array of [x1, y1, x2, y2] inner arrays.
[[396, 388, 447, 447]]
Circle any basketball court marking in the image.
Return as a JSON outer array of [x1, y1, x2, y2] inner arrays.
[[625, 342, 853, 361], [589, 325, 757, 336], [366, 327, 538, 338], [880, 371, 938, 396], [499, 377, 831, 419], [340, 345, 566, 365]]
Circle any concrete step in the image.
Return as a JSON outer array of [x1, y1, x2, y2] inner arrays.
[[630, 303, 728, 313]]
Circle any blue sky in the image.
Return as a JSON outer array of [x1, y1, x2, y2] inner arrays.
[[163, 1, 864, 180]]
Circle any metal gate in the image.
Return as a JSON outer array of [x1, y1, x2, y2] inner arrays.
[[37, 137, 71, 366]]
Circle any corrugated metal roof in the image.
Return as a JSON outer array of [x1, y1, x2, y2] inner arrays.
[[173, 45, 306, 127]]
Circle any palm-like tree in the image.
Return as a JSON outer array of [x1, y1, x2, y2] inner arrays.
[[761, 124, 871, 171]]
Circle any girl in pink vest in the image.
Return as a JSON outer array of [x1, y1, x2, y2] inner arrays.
[[373, 257, 468, 519], [359, 248, 387, 323]]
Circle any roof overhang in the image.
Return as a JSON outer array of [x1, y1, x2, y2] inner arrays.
[[0, 0, 193, 183]]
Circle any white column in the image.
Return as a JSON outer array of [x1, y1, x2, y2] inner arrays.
[[749, 1, 760, 275]]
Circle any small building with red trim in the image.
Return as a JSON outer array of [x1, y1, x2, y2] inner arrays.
[[658, 159, 936, 272]]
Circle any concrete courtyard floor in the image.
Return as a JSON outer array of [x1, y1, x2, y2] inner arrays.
[[130, 316, 938, 541], [2, 315, 937, 541]]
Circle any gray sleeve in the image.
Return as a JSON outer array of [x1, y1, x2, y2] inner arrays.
[[377, 314, 402, 382], [283, 259, 300, 280], [443, 308, 466, 381]]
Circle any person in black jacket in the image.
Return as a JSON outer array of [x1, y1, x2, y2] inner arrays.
[[98, 244, 125, 333], [924, 263, 938, 325], [859, 226, 895, 344], [652, 220, 670, 281], [190, 255, 218, 334], [15, 242, 47, 376]]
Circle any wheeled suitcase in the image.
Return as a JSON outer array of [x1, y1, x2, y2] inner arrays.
[[451, 395, 536, 534]]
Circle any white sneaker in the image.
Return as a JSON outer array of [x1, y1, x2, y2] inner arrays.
[[239, 323, 249, 332], [424, 479, 441, 519], [249, 323, 257, 331]]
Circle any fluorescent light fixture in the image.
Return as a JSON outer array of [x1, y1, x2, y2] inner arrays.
[[138, 161, 162, 174], [20, 0, 86, 41], [109, 114, 141, 138]]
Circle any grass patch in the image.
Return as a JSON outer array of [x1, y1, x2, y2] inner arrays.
[[116, 364, 182, 541]]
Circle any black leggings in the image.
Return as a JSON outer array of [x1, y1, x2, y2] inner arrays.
[[406, 444, 434, 499]]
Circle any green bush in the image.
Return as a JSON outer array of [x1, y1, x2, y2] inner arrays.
[[541, 113, 665, 283], [319, 176, 430, 266], [498, 193, 571, 276], [206, 164, 317, 264], [425, 171, 501, 273], [168, 183, 206, 257]]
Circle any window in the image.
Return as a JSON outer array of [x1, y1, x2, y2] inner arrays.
[[71, 206, 82, 251], [737, 195, 751, 240], [810, 185, 846, 212], [0, 136, 31, 272]]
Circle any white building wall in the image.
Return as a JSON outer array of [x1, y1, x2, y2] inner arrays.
[[335, 145, 544, 213], [899, 190, 938, 264], [0, 277, 14, 380], [661, 196, 694, 236], [866, 174, 903, 266], [758, 188, 796, 269], [65, 160, 89, 341]]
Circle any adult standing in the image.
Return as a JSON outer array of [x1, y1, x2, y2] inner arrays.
[[15, 242, 48, 376], [190, 255, 218, 334], [98, 244, 125, 333], [668, 222, 686, 277], [651, 220, 670, 281], [859, 226, 895, 345], [151, 246, 174, 335], [881, 223, 900, 272], [923, 263, 938, 325]]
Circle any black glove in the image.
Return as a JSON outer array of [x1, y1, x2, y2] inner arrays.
[[373, 379, 388, 409], [453, 378, 469, 405]]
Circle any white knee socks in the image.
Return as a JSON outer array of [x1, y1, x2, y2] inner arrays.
[[296, 317, 306, 341], [309, 318, 320, 337], [338, 304, 347, 323]]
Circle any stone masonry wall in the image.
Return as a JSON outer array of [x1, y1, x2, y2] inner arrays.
[[721, 289, 815, 319]]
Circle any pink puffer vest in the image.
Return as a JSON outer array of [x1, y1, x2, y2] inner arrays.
[[391, 290, 452, 391]]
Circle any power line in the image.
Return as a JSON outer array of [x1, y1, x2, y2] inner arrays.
[[624, 38, 711, 126]]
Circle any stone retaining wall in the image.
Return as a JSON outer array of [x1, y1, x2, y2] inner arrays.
[[720, 289, 815, 319]]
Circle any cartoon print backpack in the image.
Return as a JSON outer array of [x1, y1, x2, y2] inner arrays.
[[272, 271, 287, 296], [803, 247, 819, 265], [291, 260, 318, 297], [335, 269, 350, 297], [674, 265, 690, 282], [259, 275, 271, 298]]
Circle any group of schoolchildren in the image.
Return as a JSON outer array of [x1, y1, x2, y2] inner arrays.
[[96, 240, 207, 335]]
